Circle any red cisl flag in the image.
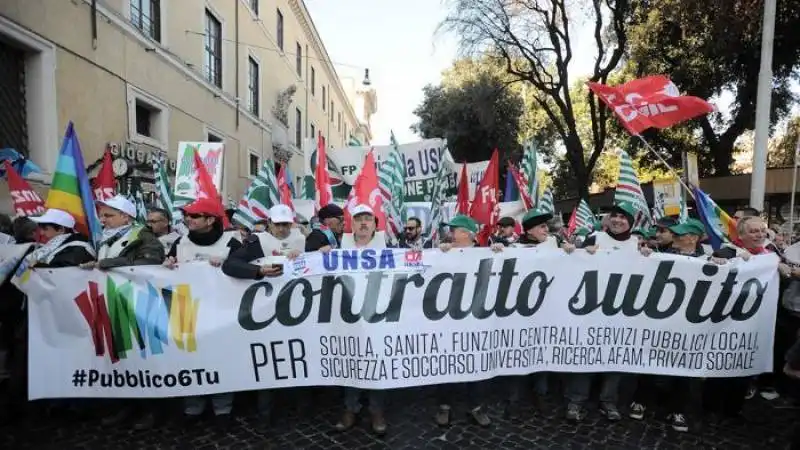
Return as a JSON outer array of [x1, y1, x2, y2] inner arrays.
[[588, 75, 714, 135], [3, 160, 45, 217]]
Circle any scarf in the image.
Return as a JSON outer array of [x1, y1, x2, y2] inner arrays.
[[27, 233, 71, 264], [100, 224, 133, 247], [187, 222, 224, 246], [733, 238, 768, 255], [313, 223, 338, 248], [607, 229, 632, 242]]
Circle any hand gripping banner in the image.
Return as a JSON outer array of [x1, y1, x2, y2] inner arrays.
[[15, 247, 778, 399]]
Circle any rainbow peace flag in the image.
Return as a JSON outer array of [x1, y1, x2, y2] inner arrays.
[[46, 122, 102, 247], [692, 185, 738, 250]]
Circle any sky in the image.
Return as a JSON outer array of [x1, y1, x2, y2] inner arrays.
[[305, 0, 599, 147], [304, 0, 458, 146]]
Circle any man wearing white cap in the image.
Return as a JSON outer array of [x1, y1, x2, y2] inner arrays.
[[27, 209, 95, 267], [80, 195, 164, 272], [221, 203, 304, 419], [333, 204, 388, 435], [85, 195, 164, 430], [223, 204, 304, 279]]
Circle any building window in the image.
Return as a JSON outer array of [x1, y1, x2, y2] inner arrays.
[[127, 85, 169, 149], [204, 10, 222, 88], [330, 101, 334, 122], [207, 131, 223, 142], [130, 0, 161, 42], [0, 41, 28, 156], [310, 123, 315, 139], [295, 42, 302, 76], [322, 86, 326, 110], [311, 67, 315, 95], [135, 103, 153, 137], [248, 56, 259, 116], [338, 112, 342, 133], [344, 124, 348, 143], [248, 0, 258, 15], [295, 108, 302, 147], [248, 151, 260, 177], [276, 9, 284, 51]]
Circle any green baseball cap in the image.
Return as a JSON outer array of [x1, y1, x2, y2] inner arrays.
[[521, 208, 553, 230], [611, 200, 638, 220], [669, 218, 706, 236], [446, 215, 479, 234], [632, 227, 654, 239]]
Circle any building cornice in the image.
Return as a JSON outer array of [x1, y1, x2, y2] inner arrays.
[[289, 0, 360, 127]]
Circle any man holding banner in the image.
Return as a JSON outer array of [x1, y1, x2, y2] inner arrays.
[[565, 200, 642, 423], [435, 215, 493, 427], [222, 204, 305, 420], [87, 195, 165, 430], [334, 204, 389, 435], [628, 218, 707, 432], [164, 198, 242, 420]]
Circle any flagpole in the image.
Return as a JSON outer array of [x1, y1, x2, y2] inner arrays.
[[634, 135, 696, 198]]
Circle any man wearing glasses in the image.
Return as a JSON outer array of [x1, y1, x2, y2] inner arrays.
[[399, 217, 431, 250], [304, 204, 345, 252], [163, 198, 242, 420], [146, 208, 180, 251]]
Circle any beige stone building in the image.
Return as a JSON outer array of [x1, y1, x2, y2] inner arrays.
[[0, 0, 376, 212]]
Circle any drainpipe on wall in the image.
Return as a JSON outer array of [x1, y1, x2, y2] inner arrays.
[[91, 0, 98, 50], [305, 44, 309, 156], [234, 0, 240, 129]]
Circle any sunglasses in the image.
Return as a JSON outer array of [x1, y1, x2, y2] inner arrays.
[[186, 213, 207, 219], [405, 226, 418, 231]]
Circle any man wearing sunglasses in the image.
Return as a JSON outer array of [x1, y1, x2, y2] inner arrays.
[[305, 204, 344, 252], [163, 197, 242, 420], [399, 217, 431, 250]]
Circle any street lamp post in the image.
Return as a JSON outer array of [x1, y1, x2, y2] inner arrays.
[[749, 0, 777, 213]]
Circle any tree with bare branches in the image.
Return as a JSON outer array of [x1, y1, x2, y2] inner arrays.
[[441, 0, 630, 199]]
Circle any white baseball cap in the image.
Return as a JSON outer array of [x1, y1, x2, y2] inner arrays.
[[268, 204, 294, 224], [31, 209, 76, 229], [97, 195, 137, 217], [350, 204, 375, 217]]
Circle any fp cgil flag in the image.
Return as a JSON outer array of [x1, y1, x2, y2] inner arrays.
[[469, 149, 499, 226], [588, 75, 714, 135], [3, 160, 45, 216]]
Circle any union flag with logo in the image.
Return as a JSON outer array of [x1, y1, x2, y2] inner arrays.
[[588, 75, 715, 135]]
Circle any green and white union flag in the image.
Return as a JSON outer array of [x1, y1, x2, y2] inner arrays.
[[233, 160, 280, 229]]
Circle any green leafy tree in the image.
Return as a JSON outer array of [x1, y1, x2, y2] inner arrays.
[[411, 64, 524, 163], [440, 0, 631, 199], [627, 0, 800, 175], [768, 117, 800, 168]]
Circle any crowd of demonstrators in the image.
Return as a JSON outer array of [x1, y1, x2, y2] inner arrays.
[[2, 196, 800, 437]]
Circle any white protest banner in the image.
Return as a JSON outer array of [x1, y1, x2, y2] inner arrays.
[[18, 248, 778, 399], [173, 142, 225, 206], [0, 243, 31, 285], [303, 138, 489, 202]]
